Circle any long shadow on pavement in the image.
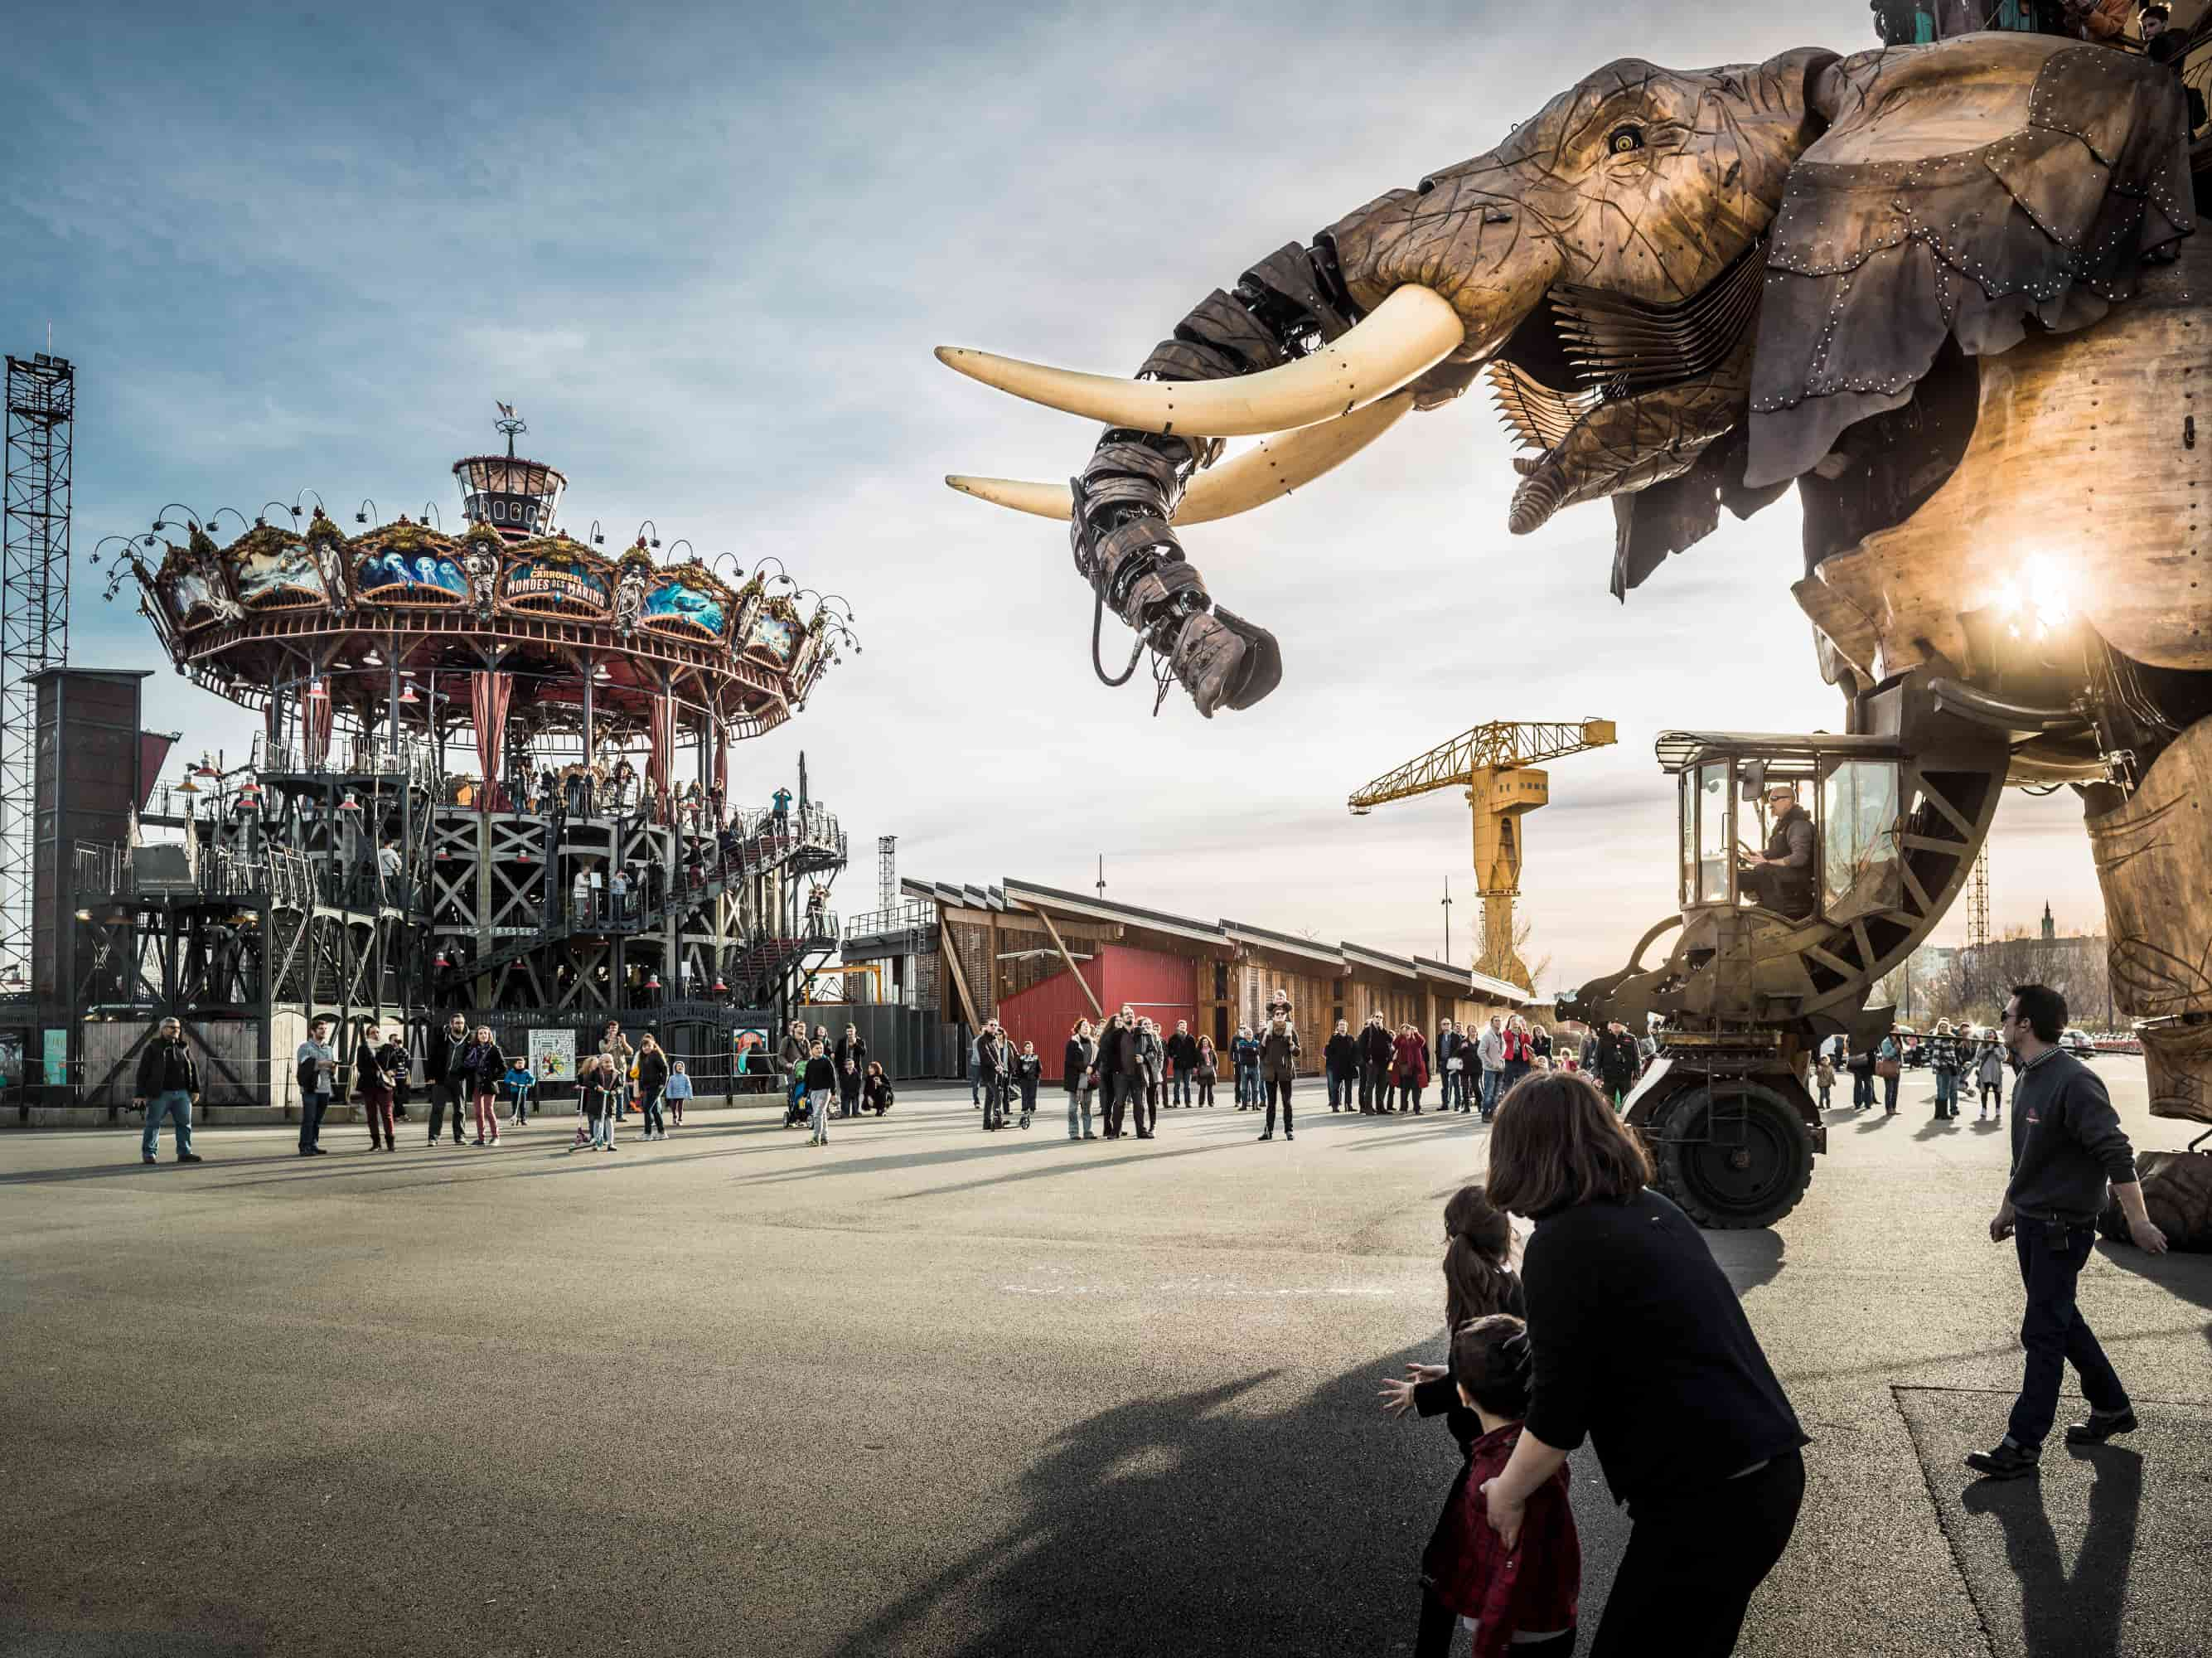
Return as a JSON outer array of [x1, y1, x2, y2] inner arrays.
[[830, 1341, 1633, 1658], [1960, 1446, 2142, 1658]]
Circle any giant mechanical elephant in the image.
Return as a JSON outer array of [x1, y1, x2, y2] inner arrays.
[[941, 30, 2212, 1139]]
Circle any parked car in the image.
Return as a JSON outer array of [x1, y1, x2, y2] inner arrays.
[[2060, 1027, 2098, 1058]]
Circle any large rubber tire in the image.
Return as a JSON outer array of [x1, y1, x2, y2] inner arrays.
[[1656, 1083, 1815, 1230]]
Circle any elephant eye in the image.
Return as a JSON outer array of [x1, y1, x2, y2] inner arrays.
[[1608, 124, 1645, 156]]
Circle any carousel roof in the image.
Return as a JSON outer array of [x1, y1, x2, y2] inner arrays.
[[110, 444, 856, 742]]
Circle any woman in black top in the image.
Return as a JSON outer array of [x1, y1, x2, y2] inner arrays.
[[1064, 1020, 1097, 1142], [1480, 1072, 1807, 1657], [634, 1035, 670, 1142], [861, 1060, 893, 1116]]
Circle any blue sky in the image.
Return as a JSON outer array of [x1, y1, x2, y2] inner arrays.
[[2, 1, 2108, 989]]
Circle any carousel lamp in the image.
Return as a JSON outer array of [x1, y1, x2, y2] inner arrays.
[[434, 847, 450, 861], [177, 776, 201, 795], [305, 677, 328, 701], [645, 972, 661, 991], [516, 848, 531, 863], [711, 977, 727, 994], [73, 908, 92, 923], [398, 682, 420, 705], [191, 759, 219, 778], [433, 948, 450, 968], [339, 793, 361, 812]]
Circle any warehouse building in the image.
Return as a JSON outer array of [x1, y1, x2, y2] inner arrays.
[[842, 878, 1535, 1082]]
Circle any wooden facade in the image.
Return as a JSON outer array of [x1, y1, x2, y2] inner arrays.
[[897, 878, 1534, 1079]]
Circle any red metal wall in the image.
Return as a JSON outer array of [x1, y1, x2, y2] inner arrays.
[[996, 943, 1199, 1082]]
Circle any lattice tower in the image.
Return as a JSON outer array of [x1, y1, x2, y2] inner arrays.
[[877, 834, 897, 912], [1967, 843, 1990, 953], [1, 355, 73, 982]]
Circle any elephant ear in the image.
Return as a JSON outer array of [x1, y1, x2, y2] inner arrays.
[[1745, 36, 2195, 489], [1609, 425, 1792, 599]]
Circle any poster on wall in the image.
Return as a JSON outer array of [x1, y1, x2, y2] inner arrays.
[[41, 1028, 70, 1086], [528, 1029, 576, 1087], [733, 1025, 771, 1074]]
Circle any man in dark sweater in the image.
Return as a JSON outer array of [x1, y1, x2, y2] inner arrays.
[[133, 1016, 204, 1164], [425, 1012, 471, 1147], [1165, 1020, 1201, 1108], [1358, 1015, 1394, 1114], [1091, 1008, 1147, 1140], [1967, 983, 2168, 1480]]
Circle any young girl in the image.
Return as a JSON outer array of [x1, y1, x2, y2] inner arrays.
[[804, 1040, 837, 1146], [1427, 1316, 1580, 1658], [1194, 1035, 1217, 1106], [1814, 1050, 1835, 1112], [665, 1059, 694, 1127], [459, 1025, 506, 1147], [576, 1055, 620, 1152], [1378, 1185, 1528, 1656], [1014, 1040, 1042, 1129], [1975, 1039, 2006, 1122], [634, 1034, 670, 1141]]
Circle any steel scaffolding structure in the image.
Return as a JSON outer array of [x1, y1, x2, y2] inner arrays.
[[877, 833, 897, 912], [2, 354, 74, 983]]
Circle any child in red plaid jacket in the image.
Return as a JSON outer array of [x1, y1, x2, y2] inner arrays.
[[1424, 1315, 1580, 1658]]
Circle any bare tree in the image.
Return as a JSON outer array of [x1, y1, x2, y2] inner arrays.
[[1479, 909, 1552, 994], [1958, 931, 2112, 1030]]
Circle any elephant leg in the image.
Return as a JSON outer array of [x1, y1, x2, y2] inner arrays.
[[2085, 715, 2212, 1127]]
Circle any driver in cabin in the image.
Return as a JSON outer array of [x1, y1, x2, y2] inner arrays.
[[1741, 781, 1817, 919]]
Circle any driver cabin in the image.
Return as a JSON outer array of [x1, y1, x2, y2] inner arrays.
[[1659, 732, 1908, 932]]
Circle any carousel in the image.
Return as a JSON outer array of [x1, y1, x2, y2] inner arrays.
[[81, 410, 858, 1082], [109, 416, 854, 807]]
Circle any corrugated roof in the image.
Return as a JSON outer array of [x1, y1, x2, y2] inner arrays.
[[1222, 918, 1343, 966], [1001, 879, 1227, 946], [909, 876, 1540, 1003], [1414, 954, 1536, 1005]]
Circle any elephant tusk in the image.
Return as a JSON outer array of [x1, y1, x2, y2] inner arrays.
[[934, 287, 1463, 439], [946, 390, 1417, 526]]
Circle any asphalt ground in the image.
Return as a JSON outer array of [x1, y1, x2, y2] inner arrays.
[[2, 1064, 2207, 1658]]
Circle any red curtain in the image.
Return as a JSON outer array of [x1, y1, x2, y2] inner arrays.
[[713, 720, 728, 802], [303, 691, 332, 765], [471, 671, 511, 807], [646, 691, 676, 804]]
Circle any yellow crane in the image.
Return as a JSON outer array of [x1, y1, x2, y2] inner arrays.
[[1348, 719, 1617, 989]]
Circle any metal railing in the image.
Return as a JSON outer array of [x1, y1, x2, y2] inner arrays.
[[251, 733, 442, 792], [846, 898, 935, 943]]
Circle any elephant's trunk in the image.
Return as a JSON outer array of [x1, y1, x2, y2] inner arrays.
[[1056, 191, 1556, 715], [933, 166, 1561, 715]]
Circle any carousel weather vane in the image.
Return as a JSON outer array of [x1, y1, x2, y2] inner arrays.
[[494, 401, 527, 457]]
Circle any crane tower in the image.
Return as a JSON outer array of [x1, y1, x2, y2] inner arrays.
[[1349, 718, 1615, 989]]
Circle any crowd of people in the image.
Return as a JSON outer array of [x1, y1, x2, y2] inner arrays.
[[1817, 1019, 2015, 1122], [939, 1005, 1665, 1147], [132, 987, 1677, 1167]]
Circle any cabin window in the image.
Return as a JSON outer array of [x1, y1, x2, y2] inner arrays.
[[1821, 760, 1902, 924], [1695, 762, 1733, 904]]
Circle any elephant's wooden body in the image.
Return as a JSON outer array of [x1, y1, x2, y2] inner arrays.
[[1796, 233, 2208, 703]]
